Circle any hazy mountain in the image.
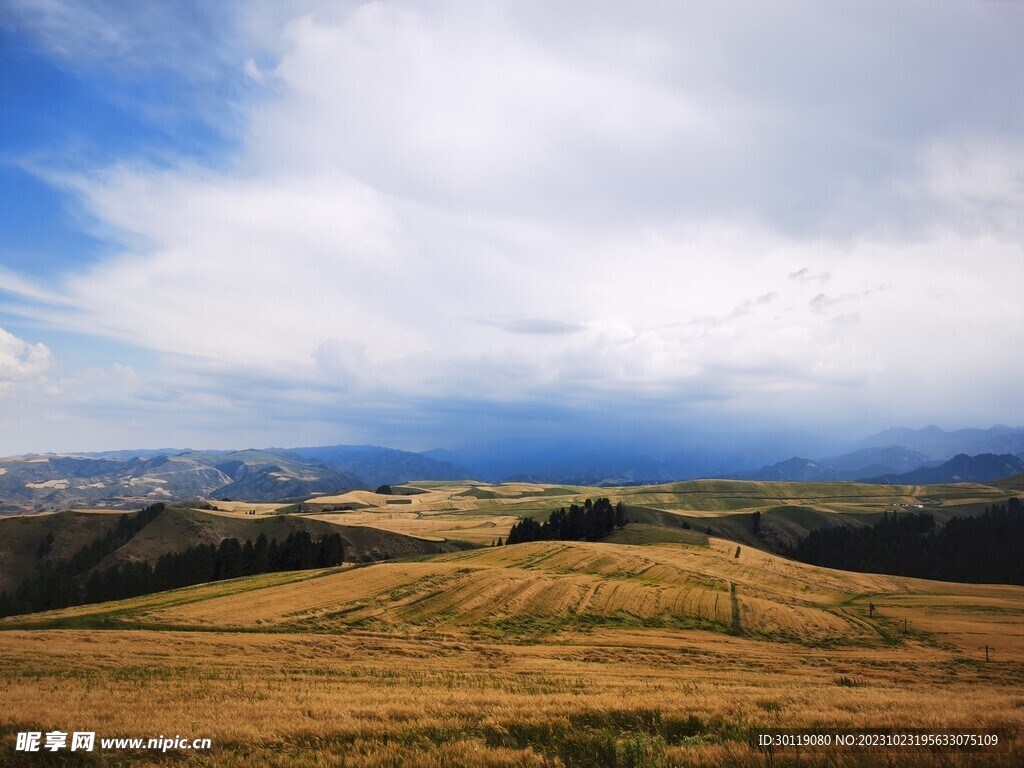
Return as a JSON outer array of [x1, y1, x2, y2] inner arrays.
[[421, 431, 852, 484], [860, 453, 1024, 485], [289, 445, 468, 487], [733, 446, 933, 482], [818, 446, 932, 476], [427, 440, 688, 484], [734, 457, 839, 482], [860, 425, 1024, 460]]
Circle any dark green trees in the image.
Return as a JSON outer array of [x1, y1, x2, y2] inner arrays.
[[785, 497, 1024, 584], [615, 501, 626, 529], [505, 498, 626, 545], [0, 520, 348, 618]]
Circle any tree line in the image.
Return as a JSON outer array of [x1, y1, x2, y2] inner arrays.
[[0, 503, 346, 618], [783, 498, 1024, 584], [503, 498, 626, 545]]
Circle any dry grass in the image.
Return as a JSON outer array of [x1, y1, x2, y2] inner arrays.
[[201, 501, 292, 516], [305, 511, 519, 544], [1, 625, 1021, 767], [8, 539, 1024, 651], [2, 538, 1023, 766]]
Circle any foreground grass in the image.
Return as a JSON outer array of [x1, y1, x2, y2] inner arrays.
[[2, 539, 1023, 766], [1, 627, 1022, 767]]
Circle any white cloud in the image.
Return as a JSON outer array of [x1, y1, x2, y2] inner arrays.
[[0, 327, 53, 394], [3, 0, 1024, 448]]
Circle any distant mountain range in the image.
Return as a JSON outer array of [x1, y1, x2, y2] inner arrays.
[[734, 446, 934, 482], [3, 424, 1024, 511], [859, 453, 1024, 485], [421, 431, 852, 486], [730, 426, 1024, 485], [0, 445, 463, 513], [425, 425, 1024, 485], [859, 425, 1024, 459], [289, 444, 468, 488], [735, 450, 1024, 486]]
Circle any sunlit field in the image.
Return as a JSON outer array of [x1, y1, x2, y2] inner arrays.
[[290, 478, 1024, 553], [3, 535, 1022, 766]]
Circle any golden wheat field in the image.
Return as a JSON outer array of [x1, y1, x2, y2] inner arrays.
[[2, 535, 1023, 766], [201, 501, 294, 516], [305, 510, 520, 544]]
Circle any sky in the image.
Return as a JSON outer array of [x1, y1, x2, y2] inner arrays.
[[1, 0, 1023, 456]]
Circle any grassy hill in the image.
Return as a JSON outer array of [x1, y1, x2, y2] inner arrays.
[[97, 504, 468, 569], [9, 536, 1023, 653], [0, 503, 471, 600], [3, 533, 1023, 766], [0, 510, 124, 591], [294, 478, 1016, 553], [3, 476, 1018, 597]]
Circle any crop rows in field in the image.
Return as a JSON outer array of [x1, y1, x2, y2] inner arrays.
[[7, 538, 941, 646]]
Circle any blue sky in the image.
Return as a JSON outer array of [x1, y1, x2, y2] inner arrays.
[[1, 1, 1023, 456]]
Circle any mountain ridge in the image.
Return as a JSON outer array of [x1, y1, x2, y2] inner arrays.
[[860, 453, 1024, 485]]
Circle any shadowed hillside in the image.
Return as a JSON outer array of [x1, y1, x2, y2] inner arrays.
[[0, 503, 469, 601], [0, 511, 123, 591]]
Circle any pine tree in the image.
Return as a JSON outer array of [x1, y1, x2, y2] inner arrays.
[[242, 539, 256, 575], [253, 533, 270, 573], [215, 538, 244, 579]]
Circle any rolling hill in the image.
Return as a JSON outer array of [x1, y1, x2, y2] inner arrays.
[[0, 502, 466, 595], [4, 514, 1024, 766], [0, 510, 123, 591], [8, 535, 1024, 653], [3, 475, 1020, 597]]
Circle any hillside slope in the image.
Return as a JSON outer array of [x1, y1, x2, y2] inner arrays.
[[0, 511, 124, 591], [99, 505, 462, 567], [0, 503, 470, 601], [11, 537, 1024, 656]]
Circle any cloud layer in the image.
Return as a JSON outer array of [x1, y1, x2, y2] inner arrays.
[[2, 0, 1023, 452]]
